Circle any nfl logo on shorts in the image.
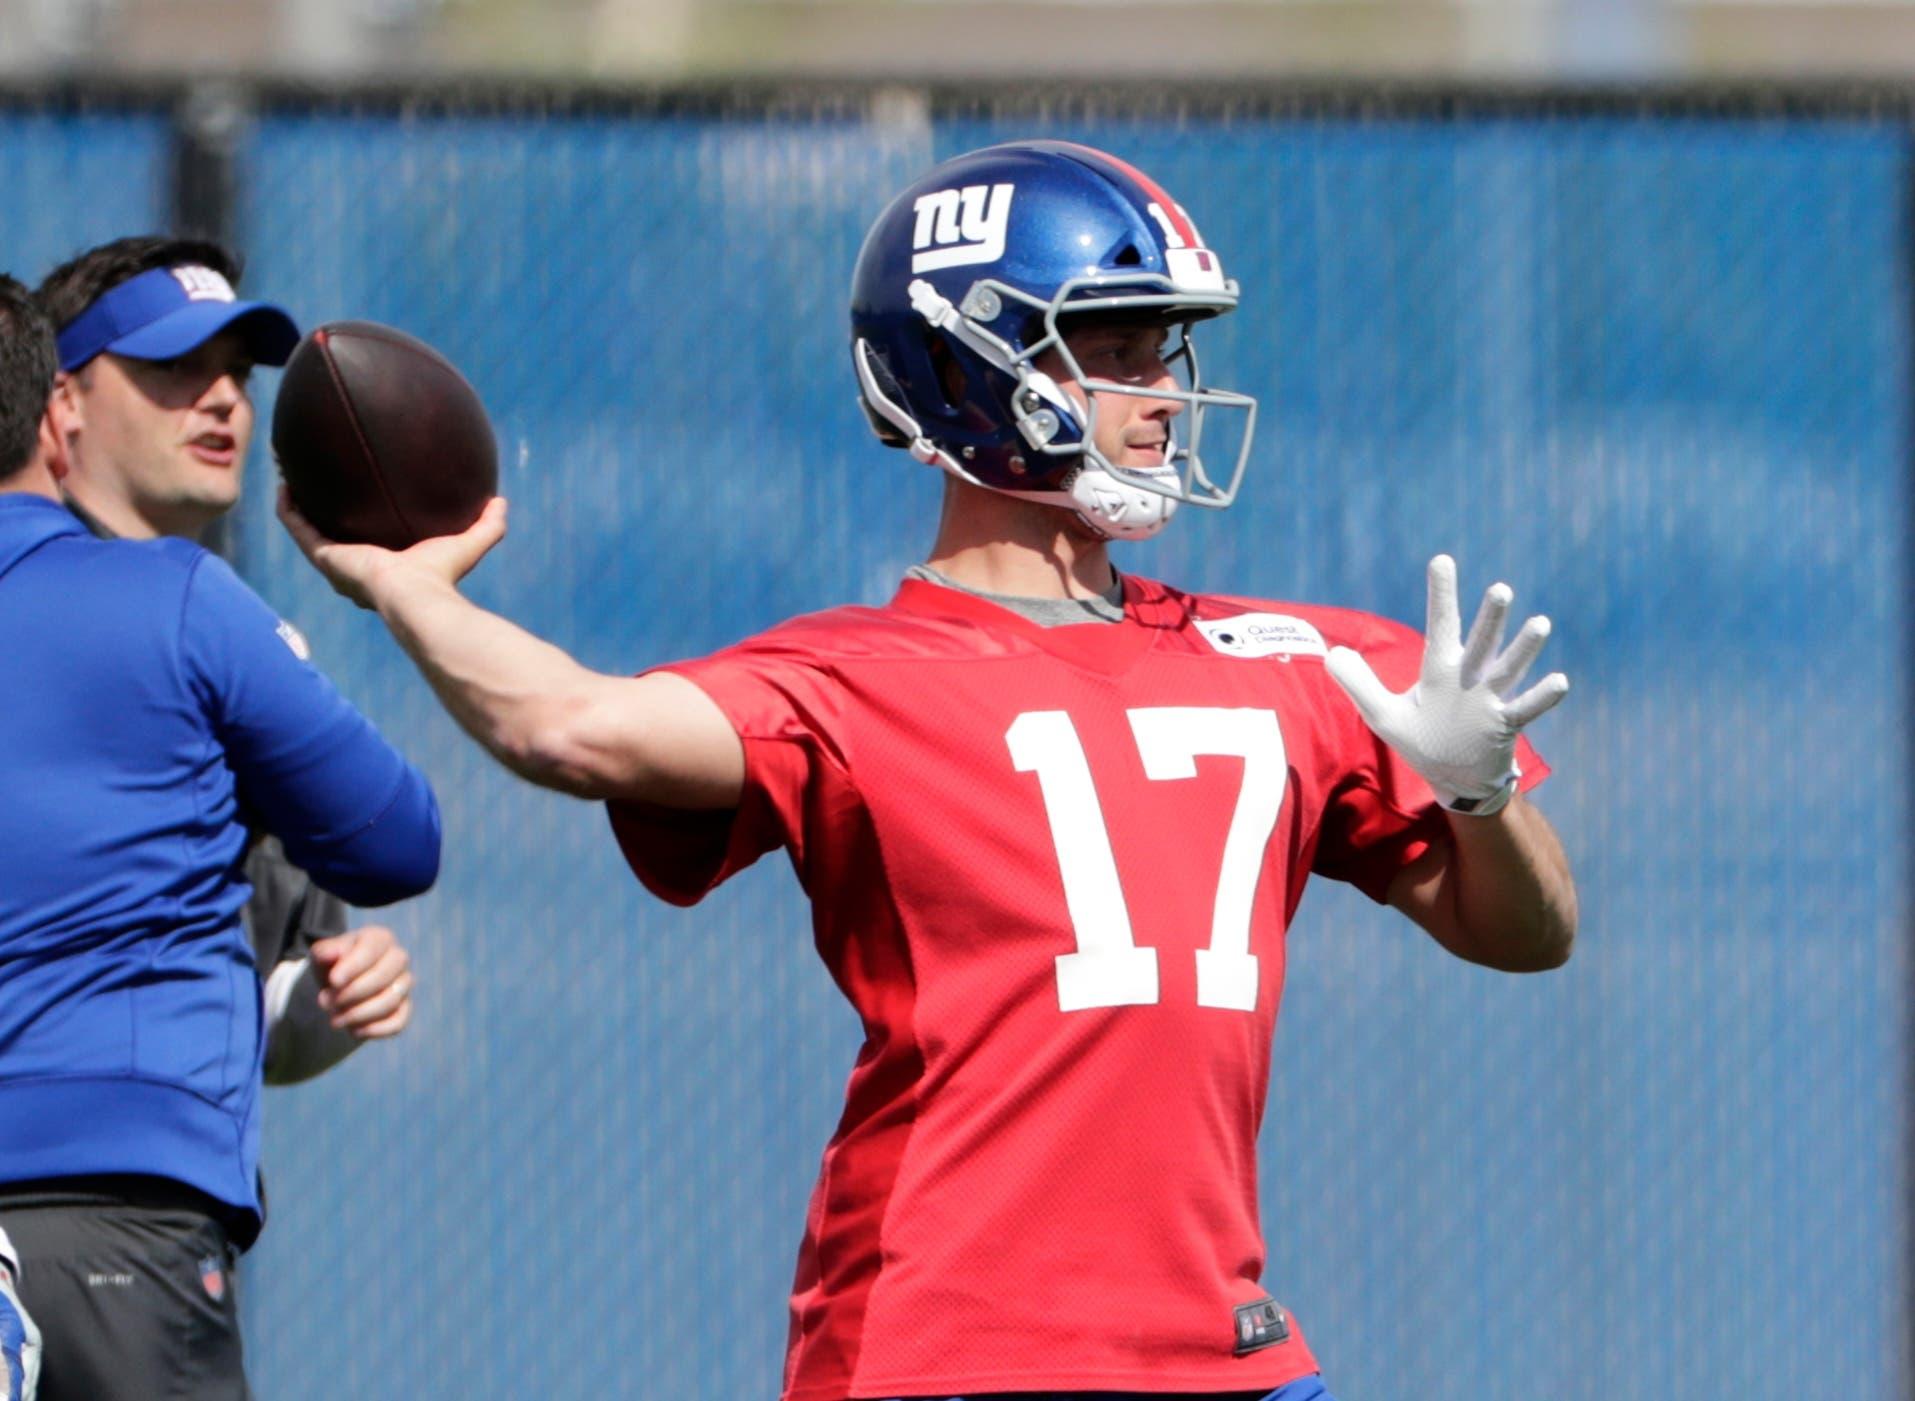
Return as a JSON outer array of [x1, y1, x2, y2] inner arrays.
[[199, 1255, 225, 1301]]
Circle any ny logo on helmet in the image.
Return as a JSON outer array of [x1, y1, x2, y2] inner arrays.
[[911, 184, 1015, 273]]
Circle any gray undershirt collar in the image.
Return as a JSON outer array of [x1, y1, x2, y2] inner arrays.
[[63, 492, 116, 541], [906, 563, 1126, 627]]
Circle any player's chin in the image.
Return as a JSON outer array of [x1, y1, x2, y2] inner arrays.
[[179, 469, 245, 511]]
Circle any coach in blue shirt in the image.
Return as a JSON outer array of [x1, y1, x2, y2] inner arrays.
[[0, 274, 440, 1400]]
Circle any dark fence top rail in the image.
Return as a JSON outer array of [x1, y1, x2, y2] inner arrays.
[[12, 74, 1915, 122]]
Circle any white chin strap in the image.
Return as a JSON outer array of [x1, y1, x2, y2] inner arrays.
[[1064, 464, 1180, 541]]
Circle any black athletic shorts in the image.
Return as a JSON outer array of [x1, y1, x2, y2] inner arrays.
[[0, 1177, 252, 1401]]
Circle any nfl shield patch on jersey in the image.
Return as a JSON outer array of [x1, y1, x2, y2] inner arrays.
[[1232, 1295, 1290, 1354]]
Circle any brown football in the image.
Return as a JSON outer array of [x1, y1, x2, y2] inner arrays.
[[272, 321, 498, 549]]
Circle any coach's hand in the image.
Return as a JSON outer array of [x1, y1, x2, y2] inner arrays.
[[1326, 554, 1568, 817], [309, 924, 415, 1040], [278, 485, 507, 611]]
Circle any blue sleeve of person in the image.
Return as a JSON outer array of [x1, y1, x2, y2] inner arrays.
[[0, 1245, 38, 1401], [0, 1308, 23, 1401], [178, 548, 441, 906]]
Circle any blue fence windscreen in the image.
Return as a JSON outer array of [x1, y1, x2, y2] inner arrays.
[[0, 110, 168, 287], [2, 100, 1906, 1400]]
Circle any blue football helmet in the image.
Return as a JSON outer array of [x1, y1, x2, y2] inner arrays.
[[850, 140, 1256, 540]]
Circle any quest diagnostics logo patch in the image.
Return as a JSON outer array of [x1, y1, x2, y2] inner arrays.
[[1196, 613, 1328, 660]]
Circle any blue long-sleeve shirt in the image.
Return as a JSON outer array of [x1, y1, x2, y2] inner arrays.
[[0, 492, 440, 1231]]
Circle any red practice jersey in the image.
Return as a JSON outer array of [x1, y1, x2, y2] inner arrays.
[[609, 575, 1547, 1401]]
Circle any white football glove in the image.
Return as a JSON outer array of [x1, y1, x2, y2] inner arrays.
[[1326, 554, 1569, 817]]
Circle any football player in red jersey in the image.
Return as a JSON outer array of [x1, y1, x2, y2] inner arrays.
[[282, 140, 1575, 1401]]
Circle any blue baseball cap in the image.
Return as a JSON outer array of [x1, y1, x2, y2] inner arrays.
[[55, 264, 300, 374]]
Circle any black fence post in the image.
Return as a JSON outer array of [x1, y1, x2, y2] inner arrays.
[[169, 80, 251, 564]]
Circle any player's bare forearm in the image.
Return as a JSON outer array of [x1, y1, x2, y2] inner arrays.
[[369, 566, 743, 807], [1388, 793, 1577, 972], [369, 564, 601, 787], [281, 490, 743, 807], [382, 575, 742, 806]]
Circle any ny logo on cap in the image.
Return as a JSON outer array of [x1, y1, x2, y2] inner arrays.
[[170, 265, 236, 303]]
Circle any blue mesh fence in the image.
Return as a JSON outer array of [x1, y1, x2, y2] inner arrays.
[[2, 92, 1908, 1400], [0, 107, 169, 286]]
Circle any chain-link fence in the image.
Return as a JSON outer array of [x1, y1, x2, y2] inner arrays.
[[2, 82, 1908, 1401]]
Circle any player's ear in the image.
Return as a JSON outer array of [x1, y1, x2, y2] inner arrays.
[[48, 370, 83, 444], [37, 406, 68, 482]]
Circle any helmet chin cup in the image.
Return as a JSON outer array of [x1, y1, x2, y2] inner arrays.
[[1065, 464, 1179, 541]]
